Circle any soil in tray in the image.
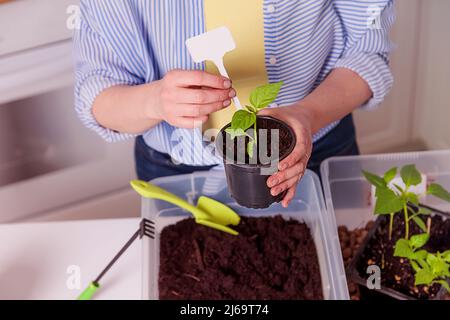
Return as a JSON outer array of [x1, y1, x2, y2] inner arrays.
[[222, 117, 293, 165], [355, 214, 450, 299], [159, 216, 323, 300]]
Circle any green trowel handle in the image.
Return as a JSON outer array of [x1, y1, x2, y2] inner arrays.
[[78, 282, 99, 300], [130, 180, 205, 219]]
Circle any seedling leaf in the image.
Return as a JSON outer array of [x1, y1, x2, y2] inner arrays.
[[362, 170, 387, 189], [418, 207, 432, 215], [417, 258, 429, 270], [427, 254, 449, 275], [230, 110, 256, 132], [411, 216, 428, 233], [415, 269, 436, 286], [427, 183, 450, 203], [394, 239, 413, 258], [406, 192, 420, 206], [442, 250, 450, 263], [225, 128, 247, 140], [374, 188, 404, 215], [396, 234, 450, 291], [384, 167, 398, 183], [249, 82, 283, 110], [410, 233, 429, 250], [411, 260, 421, 273], [412, 250, 428, 260], [227, 82, 284, 158], [400, 164, 422, 188]]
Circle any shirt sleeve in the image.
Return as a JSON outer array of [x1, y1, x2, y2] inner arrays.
[[73, 0, 151, 142], [333, 0, 395, 110]]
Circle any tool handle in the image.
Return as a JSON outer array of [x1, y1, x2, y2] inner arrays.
[[130, 180, 204, 219], [78, 282, 99, 300]]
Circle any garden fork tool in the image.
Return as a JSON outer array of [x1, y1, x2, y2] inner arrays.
[[77, 219, 154, 300], [130, 180, 241, 236]]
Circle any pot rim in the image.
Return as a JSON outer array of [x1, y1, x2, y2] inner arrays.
[[215, 115, 297, 168]]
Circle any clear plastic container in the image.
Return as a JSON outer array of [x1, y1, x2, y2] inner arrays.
[[320, 150, 450, 296], [141, 170, 349, 300]]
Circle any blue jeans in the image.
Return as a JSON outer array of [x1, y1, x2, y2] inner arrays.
[[308, 114, 360, 175], [134, 136, 216, 182], [135, 114, 359, 181]]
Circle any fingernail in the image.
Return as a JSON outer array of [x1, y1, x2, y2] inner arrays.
[[223, 100, 231, 107], [268, 178, 278, 187], [224, 80, 232, 89], [229, 89, 236, 98], [272, 188, 280, 196]]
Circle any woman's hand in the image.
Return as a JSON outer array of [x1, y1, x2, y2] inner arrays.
[[151, 70, 236, 128], [259, 105, 314, 208]]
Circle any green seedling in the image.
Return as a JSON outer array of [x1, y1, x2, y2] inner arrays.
[[363, 164, 450, 240], [225, 82, 283, 157], [394, 233, 450, 292]]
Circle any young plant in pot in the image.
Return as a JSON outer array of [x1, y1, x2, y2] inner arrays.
[[348, 164, 450, 300], [216, 82, 296, 209]]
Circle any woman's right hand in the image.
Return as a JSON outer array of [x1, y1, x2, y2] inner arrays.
[[151, 70, 236, 129]]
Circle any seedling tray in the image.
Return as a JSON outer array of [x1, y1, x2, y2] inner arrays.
[[321, 150, 450, 300], [141, 170, 349, 300], [347, 214, 448, 300]]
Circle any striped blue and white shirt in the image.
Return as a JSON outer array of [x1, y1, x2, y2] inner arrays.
[[74, 0, 395, 166]]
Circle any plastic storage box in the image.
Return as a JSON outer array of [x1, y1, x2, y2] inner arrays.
[[320, 150, 450, 294], [141, 170, 349, 300]]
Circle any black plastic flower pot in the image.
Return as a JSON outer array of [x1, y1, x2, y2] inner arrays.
[[347, 214, 448, 300], [216, 116, 296, 209]]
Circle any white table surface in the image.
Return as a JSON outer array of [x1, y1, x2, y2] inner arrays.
[[0, 218, 142, 300]]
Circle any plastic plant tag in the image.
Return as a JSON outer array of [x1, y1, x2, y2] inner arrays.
[[186, 26, 236, 65], [186, 26, 243, 109]]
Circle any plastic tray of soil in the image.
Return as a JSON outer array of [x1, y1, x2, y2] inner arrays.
[[320, 150, 450, 300], [140, 170, 349, 300], [347, 213, 449, 300]]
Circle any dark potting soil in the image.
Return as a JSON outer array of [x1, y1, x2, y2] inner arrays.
[[159, 216, 323, 300], [338, 222, 375, 300], [222, 117, 294, 165], [355, 214, 450, 299]]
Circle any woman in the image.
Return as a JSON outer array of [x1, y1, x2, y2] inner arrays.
[[74, 0, 394, 208]]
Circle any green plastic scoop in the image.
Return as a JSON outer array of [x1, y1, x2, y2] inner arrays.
[[130, 180, 241, 236]]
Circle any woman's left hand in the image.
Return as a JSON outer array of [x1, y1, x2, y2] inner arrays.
[[258, 105, 314, 208]]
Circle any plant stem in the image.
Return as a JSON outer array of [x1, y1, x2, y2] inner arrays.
[[389, 213, 394, 241], [253, 118, 258, 146], [403, 203, 410, 240]]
